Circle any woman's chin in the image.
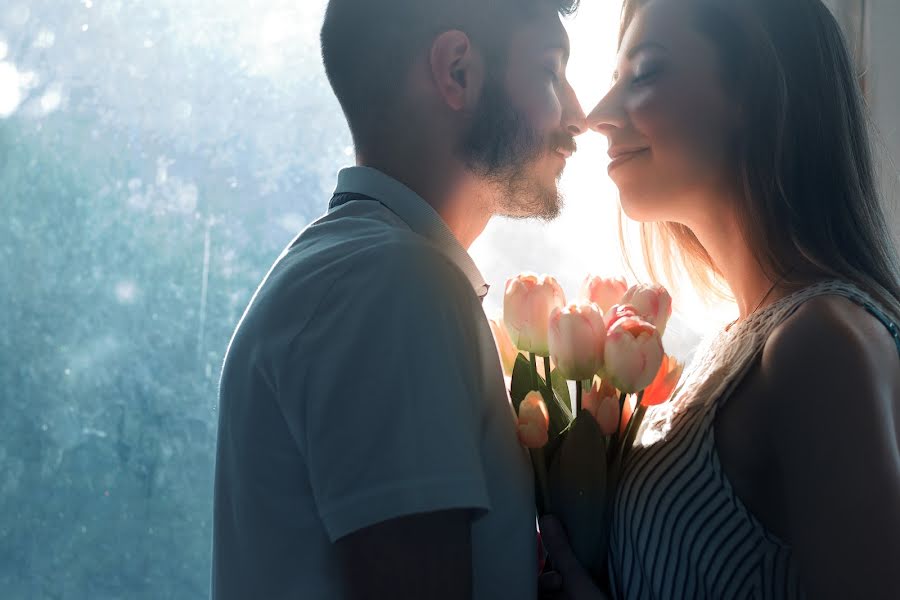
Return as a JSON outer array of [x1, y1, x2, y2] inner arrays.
[[618, 192, 662, 223]]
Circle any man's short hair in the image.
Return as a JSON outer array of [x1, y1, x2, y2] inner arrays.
[[321, 0, 578, 150]]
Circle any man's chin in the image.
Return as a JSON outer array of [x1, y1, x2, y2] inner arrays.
[[495, 177, 562, 221]]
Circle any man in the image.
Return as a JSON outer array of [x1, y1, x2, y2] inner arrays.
[[212, 0, 585, 598]]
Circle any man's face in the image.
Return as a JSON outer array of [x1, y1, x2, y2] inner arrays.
[[460, 10, 585, 220]]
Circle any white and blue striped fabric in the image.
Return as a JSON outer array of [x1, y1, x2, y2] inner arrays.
[[609, 280, 899, 599]]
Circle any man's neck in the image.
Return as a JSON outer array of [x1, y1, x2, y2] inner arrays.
[[357, 154, 492, 250]]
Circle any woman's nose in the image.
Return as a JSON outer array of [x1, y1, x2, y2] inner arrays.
[[586, 87, 627, 137]]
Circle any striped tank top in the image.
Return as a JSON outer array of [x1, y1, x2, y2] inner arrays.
[[608, 280, 900, 599]]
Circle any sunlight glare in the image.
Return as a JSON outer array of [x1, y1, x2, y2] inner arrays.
[[0, 61, 22, 118]]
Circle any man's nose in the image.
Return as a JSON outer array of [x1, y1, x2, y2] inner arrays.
[[561, 82, 588, 137]]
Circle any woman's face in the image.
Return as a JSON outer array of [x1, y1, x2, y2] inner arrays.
[[586, 0, 738, 224]]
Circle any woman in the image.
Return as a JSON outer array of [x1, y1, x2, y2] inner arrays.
[[542, 0, 900, 598]]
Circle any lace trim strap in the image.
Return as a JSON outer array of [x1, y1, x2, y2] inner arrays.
[[861, 302, 900, 356]]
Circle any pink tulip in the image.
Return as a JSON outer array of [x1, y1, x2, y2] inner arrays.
[[579, 275, 628, 313], [603, 317, 664, 393], [582, 378, 620, 435], [517, 391, 550, 448], [604, 303, 641, 330], [547, 303, 606, 381], [503, 273, 567, 357], [641, 354, 685, 407], [489, 318, 519, 378], [621, 283, 673, 335]]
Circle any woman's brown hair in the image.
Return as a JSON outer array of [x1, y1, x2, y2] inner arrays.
[[619, 0, 900, 317]]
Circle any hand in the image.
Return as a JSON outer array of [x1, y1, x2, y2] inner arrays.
[[538, 515, 610, 600]]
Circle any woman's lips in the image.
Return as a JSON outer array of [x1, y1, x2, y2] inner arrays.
[[608, 148, 650, 173]]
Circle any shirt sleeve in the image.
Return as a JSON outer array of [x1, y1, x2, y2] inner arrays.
[[289, 240, 492, 543]]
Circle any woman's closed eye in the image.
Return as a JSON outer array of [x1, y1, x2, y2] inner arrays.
[[631, 64, 663, 87]]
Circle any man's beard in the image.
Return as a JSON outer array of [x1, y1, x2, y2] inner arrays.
[[459, 81, 574, 221]]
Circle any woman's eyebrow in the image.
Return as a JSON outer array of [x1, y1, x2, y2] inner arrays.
[[613, 40, 668, 80], [626, 40, 668, 59]]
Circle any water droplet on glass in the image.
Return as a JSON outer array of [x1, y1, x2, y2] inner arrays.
[[115, 280, 138, 303], [40, 87, 62, 114], [34, 29, 55, 49]]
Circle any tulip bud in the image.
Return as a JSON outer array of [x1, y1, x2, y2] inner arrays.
[[604, 303, 641, 330], [579, 275, 628, 313], [489, 318, 518, 378], [503, 273, 567, 357], [547, 303, 607, 381], [641, 354, 685, 407], [583, 378, 620, 435], [517, 391, 550, 448], [621, 283, 673, 335], [604, 317, 664, 393]]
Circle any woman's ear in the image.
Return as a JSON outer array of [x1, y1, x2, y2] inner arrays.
[[430, 30, 485, 112]]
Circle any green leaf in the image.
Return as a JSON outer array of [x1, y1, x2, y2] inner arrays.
[[510, 353, 572, 442], [510, 353, 536, 414], [539, 375, 572, 442], [547, 410, 611, 583], [543, 421, 570, 470], [550, 369, 572, 409]]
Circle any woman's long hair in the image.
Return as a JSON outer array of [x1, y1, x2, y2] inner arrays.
[[619, 0, 900, 318]]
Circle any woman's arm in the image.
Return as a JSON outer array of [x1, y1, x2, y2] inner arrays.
[[761, 297, 900, 600]]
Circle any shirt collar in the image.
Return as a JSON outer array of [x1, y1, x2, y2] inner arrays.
[[332, 166, 490, 299]]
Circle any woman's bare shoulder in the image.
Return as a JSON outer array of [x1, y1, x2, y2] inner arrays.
[[756, 292, 898, 455], [762, 294, 898, 394]]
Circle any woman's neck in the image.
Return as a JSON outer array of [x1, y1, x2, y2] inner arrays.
[[687, 210, 788, 319]]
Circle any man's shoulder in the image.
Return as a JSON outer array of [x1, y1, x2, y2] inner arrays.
[[283, 207, 471, 303]]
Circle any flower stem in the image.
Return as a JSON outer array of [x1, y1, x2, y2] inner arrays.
[[576, 380, 583, 414], [543, 356, 552, 386], [612, 391, 628, 449], [619, 394, 647, 458], [529, 353, 539, 391]]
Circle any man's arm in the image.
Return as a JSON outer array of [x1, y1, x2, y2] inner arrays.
[[335, 509, 474, 600], [292, 241, 491, 594]]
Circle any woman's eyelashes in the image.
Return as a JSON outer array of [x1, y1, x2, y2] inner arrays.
[[631, 63, 663, 87]]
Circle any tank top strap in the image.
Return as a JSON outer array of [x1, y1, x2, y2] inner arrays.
[[860, 302, 900, 356], [687, 280, 898, 417], [768, 280, 900, 358]]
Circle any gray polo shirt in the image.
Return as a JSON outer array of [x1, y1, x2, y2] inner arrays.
[[212, 166, 536, 599]]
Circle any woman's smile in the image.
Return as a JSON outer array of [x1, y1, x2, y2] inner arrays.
[[607, 147, 650, 173]]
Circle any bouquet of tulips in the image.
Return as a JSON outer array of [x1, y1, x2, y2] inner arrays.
[[491, 274, 685, 585]]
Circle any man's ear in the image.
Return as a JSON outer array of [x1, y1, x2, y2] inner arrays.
[[430, 30, 484, 112]]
